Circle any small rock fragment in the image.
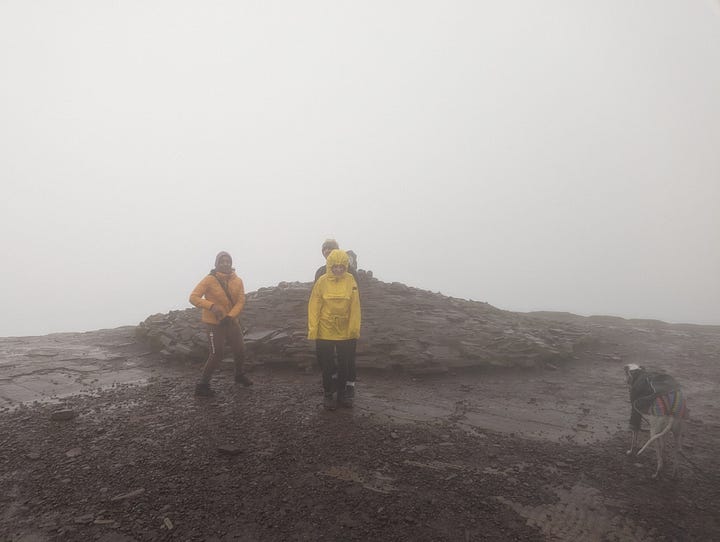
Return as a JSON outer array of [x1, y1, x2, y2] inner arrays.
[[110, 488, 146, 502], [217, 445, 243, 456], [51, 409, 77, 421]]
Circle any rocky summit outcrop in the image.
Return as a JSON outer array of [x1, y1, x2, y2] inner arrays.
[[136, 273, 590, 374]]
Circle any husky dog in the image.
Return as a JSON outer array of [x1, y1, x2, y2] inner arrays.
[[624, 364, 688, 478]]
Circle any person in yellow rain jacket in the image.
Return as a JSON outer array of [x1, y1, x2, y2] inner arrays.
[[308, 249, 361, 410], [189, 251, 252, 396], [313, 238, 360, 402]]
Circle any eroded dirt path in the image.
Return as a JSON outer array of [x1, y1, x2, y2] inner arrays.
[[1, 326, 719, 541]]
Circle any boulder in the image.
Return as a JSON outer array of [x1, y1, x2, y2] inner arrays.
[[136, 274, 589, 372]]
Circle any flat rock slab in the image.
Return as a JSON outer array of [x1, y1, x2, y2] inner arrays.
[[0, 327, 155, 408]]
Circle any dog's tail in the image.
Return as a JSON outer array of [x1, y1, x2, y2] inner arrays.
[[636, 418, 675, 456]]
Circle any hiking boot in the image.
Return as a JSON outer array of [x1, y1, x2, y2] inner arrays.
[[234, 373, 254, 387], [339, 386, 354, 408], [194, 382, 215, 397], [323, 393, 337, 411]]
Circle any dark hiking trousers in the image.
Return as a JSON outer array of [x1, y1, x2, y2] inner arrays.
[[315, 339, 358, 382], [348, 343, 357, 382], [200, 319, 246, 384], [316, 339, 356, 395]]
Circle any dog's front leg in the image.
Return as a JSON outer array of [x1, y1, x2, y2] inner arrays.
[[626, 430, 638, 456]]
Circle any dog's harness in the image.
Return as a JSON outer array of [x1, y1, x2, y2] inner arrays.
[[629, 371, 688, 429], [630, 371, 688, 430], [648, 389, 688, 418]]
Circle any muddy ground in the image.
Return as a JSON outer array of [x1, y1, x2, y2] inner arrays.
[[1, 319, 719, 541]]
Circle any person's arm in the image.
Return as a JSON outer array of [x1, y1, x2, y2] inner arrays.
[[189, 277, 214, 310], [227, 278, 246, 318], [348, 279, 361, 339], [308, 280, 323, 339], [190, 276, 225, 320]]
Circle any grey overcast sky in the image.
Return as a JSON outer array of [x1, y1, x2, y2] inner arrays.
[[1, 1, 719, 337]]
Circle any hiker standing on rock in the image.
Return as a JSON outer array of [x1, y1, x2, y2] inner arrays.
[[309, 249, 361, 410], [189, 251, 253, 396], [314, 239, 360, 401]]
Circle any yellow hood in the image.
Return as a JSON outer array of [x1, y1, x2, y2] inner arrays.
[[325, 249, 350, 277]]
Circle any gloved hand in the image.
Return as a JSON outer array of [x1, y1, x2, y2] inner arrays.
[[210, 304, 225, 320]]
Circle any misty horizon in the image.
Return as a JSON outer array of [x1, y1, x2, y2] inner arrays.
[[2, 1, 719, 337]]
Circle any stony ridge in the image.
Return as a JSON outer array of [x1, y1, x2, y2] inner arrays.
[[136, 274, 589, 373]]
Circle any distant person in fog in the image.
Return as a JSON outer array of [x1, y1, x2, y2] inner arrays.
[[189, 251, 252, 397], [309, 249, 361, 410], [346, 250, 358, 275]]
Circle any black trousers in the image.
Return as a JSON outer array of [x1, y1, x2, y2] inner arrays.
[[348, 343, 357, 382], [200, 319, 245, 383], [315, 339, 356, 395]]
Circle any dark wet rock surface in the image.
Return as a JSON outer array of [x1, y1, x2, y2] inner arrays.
[[2, 292, 720, 541], [1, 365, 718, 542], [0, 328, 155, 410]]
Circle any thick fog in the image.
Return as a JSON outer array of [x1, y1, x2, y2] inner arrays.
[[2, 1, 719, 337]]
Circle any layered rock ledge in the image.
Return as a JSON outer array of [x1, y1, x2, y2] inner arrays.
[[136, 275, 590, 373]]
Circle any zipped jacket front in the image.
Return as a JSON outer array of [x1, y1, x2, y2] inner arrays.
[[189, 271, 246, 325], [308, 250, 361, 340]]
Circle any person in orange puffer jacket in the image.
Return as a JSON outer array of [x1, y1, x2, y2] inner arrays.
[[189, 251, 252, 396]]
